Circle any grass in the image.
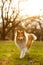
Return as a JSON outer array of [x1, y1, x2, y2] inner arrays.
[[0, 41, 43, 65]]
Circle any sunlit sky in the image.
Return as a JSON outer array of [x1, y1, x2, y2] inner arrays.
[[4, 0, 43, 18], [19, 0, 43, 16], [8, 0, 43, 19], [0, 0, 43, 23]]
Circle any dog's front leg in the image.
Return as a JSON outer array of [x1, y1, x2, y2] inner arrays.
[[20, 47, 27, 59]]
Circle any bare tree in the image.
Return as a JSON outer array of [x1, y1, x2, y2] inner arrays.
[[0, 0, 23, 40]]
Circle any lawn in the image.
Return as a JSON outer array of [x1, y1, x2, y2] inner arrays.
[[0, 41, 43, 65]]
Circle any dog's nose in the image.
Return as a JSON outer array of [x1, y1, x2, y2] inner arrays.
[[20, 39, 22, 41], [20, 37, 23, 41]]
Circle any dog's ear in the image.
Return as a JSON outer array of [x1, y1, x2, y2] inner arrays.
[[17, 30, 20, 35]]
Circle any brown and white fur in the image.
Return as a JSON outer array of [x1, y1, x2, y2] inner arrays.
[[14, 30, 37, 59]]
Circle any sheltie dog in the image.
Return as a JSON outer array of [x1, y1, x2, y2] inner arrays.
[[14, 30, 37, 59]]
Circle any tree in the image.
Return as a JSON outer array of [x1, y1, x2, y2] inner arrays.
[[20, 16, 43, 41], [0, 0, 23, 40]]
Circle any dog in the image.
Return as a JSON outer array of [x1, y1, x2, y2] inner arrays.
[[14, 30, 37, 59]]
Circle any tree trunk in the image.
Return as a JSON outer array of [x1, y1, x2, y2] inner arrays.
[[2, 20, 5, 40], [12, 28, 14, 41], [1, 1, 5, 40]]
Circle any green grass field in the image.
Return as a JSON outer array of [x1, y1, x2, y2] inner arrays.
[[0, 41, 43, 65]]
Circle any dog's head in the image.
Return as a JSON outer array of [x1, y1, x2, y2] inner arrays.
[[16, 30, 26, 44]]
